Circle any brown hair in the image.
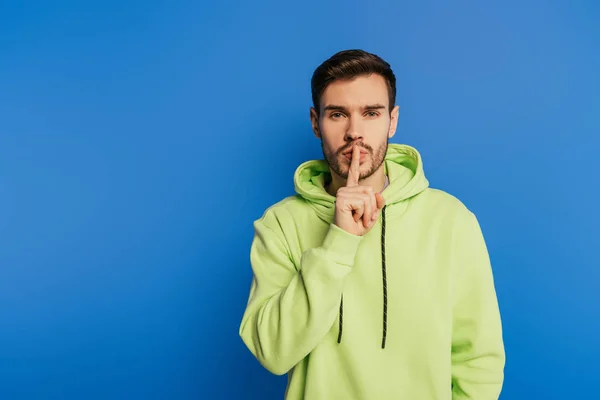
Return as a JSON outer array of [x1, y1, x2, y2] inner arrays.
[[311, 49, 396, 115]]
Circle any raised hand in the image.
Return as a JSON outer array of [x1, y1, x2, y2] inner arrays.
[[334, 144, 386, 236]]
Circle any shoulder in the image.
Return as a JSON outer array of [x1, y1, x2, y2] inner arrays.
[[254, 195, 308, 230], [417, 188, 473, 216], [410, 188, 482, 234]]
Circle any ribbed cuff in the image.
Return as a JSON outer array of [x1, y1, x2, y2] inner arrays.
[[320, 223, 363, 266]]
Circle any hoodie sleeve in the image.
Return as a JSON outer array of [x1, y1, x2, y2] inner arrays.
[[239, 213, 362, 376], [451, 211, 505, 399]]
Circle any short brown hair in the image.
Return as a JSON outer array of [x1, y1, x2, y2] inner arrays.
[[311, 49, 396, 114]]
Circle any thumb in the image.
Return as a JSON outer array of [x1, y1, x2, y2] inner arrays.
[[375, 193, 386, 209]]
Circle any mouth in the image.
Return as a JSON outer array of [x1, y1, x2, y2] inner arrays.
[[342, 147, 369, 157], [341, 146, 368, 162], [343, 151, 368, 162]]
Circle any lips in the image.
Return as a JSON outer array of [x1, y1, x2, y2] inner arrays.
[[342, 148, 368, 156]]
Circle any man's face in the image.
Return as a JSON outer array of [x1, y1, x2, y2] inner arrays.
[[310, 74, 399, 181]]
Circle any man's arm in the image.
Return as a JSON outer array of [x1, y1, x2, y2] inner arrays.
[[451, 211, 505, 399], [239, 211, 362, 375]]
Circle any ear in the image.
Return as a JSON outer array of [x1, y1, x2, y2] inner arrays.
[[310, 107, 321, 139], [388, 105, 400, 139]]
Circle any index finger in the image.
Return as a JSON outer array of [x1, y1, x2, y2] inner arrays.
[[346, 144, 360, 187]]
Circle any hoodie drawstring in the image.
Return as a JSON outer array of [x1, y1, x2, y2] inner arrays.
[[381, 205, 388, 348], [337, 294, 344, 344], [337, 205, 388, 349]]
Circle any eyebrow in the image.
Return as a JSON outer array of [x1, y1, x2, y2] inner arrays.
[[323, 104, 387, 113]]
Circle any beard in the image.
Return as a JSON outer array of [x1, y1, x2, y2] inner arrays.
[[321, 138, 388, 181]]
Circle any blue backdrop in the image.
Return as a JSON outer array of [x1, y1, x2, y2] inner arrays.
[[1, 1, 598, 399]]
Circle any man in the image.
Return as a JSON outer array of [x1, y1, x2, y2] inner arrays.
[[239, 49, 505, 399]]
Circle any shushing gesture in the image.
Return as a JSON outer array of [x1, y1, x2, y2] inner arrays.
[[334, 144, 386, 236]]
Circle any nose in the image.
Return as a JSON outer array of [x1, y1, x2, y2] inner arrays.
[[344, 117, 364, 142]]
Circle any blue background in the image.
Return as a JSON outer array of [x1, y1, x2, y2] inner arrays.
[[1, 1, 598, 399]]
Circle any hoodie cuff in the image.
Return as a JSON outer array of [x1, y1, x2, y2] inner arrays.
[[321, 223, 363, 266]]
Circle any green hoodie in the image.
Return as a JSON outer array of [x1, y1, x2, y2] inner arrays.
[[239, 144, 505, 399]]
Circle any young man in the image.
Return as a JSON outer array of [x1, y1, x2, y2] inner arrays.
[[239, 49, 505, 399]]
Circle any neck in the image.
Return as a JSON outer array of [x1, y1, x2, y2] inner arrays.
[[326, 165, 387, 196]]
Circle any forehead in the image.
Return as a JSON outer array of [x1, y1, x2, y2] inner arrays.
[[320, 74, 389, 109]]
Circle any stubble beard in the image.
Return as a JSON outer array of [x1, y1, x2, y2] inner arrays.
[[321, 138, 388, 181]]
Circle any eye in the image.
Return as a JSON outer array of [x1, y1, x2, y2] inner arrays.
[[365, 111, 380, 117], [330, 112, 345, 119]]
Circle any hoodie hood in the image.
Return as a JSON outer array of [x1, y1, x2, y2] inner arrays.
[[294, 143, 429, 219]]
